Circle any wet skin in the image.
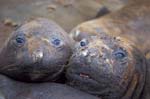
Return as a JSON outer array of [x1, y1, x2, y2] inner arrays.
[[0, 18, 74, 82], [66, 34, 146, 99], [0, 74, 99, 99]]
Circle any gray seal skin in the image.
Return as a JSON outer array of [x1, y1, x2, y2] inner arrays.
[[67, 0, 150, 99], [66, 34, 146, 99], [0, 74, 99, 99], [0, 18, 74, 82]]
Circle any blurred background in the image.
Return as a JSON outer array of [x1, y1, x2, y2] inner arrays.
[[0, 0, 129, 32]]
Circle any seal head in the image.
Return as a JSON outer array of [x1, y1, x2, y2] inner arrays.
[[66, 33, 146, 99], [0, 18, 74, 82]]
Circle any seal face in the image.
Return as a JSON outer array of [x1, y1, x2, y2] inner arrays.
[[0, 18, 74, 82], [66, 33, 146, 99]]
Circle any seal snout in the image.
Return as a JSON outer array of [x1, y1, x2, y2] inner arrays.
[[32, 49, 44, 63]]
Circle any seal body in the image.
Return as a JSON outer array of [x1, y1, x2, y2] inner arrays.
[[0, 74, 99, 99], [0, 18, 74, 82]]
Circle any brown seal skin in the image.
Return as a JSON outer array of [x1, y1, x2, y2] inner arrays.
[[67, 0, 150, 99], [0, 18, 74, 82], [66, 34, 146, 99], [0, 22, 14, 49], [0, 74, 99, 99], [70, 0, 150, 55]]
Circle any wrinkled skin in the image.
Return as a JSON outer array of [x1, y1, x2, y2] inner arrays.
[[0, 18, 74, 82], [67, 0, 150, 99], [0, 74, 99, 99], [67, 35, 146, 99]]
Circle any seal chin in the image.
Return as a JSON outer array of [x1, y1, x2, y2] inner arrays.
[[66, 52, 103, 94], [28, 72, 47, 81]]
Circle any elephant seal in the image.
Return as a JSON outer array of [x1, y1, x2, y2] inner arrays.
[[0, 18, 74, 82], [66, 34, 146, 99], [0, 74, 99, 99], [67, 0, 150, 99]]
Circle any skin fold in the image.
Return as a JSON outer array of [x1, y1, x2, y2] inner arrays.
[[0, 18, 74, 82]]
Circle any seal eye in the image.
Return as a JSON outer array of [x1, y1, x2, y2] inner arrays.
[[52, 39, 60, 46], [113, 49, 127, 60], [80, 39, 88, 47], [16, 37, 24, 44], [15, 35, 26, 47], [51, 38, 63, 47]]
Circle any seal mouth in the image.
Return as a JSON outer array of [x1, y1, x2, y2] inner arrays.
[[67, 70, 100, 87], [79, 73, 90, 78], [73, 72, 94, 81], [0, 62, 65, 82], [67, 59, 100, 89], [66, 50, 101, 86], [67, 65, 105, 96]]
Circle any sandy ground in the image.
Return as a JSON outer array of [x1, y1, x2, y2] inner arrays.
[[0, 0, 128, 32]]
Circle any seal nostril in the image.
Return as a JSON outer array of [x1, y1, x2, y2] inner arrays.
[[99, 54, 103, 57], [89, 49, 99, 57], [32, 50, 43, 62], [80, 49, 89, 57]]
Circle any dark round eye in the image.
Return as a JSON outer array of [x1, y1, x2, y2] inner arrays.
[[80, 39, 88, 47], [51, 38, 62, 47], [15, 35, 26, 46], [52, 39, 60, 45], [16, 37, 25, 44], [113, 49, 127, 60]]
